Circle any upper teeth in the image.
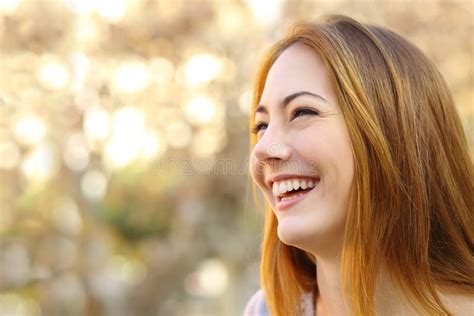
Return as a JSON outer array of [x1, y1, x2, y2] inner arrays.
[[272, 178, 317, 196]]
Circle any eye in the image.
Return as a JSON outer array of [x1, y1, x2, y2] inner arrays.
[[251, 122, 267, 134], [290, 107, 319, 120]]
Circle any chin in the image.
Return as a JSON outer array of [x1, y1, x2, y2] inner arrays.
[[276, 218, 313, 248], [276, 216, 345, 255]]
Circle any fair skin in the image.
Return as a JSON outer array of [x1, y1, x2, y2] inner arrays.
[[250, 44, 354, 258], [249, 44, 473, 315]]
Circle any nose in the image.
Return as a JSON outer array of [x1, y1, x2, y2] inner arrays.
[[252, 127, 292, 163]]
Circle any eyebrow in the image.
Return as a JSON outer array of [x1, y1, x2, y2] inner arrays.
[[254, 91, 327, 116]]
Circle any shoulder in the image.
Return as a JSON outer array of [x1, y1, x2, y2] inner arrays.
[[243, 289, 315, 316], [243, 289, 269, 316]]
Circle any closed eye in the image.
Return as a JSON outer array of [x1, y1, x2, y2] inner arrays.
[[291, 107, 319, 120], [251, 108, 319, 135], [251, 122, 267, 134]]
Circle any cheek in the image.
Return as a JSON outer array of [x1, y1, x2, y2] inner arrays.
[[326, 137, 355, 196], [249, 152, 265, 188], [334, 131, 355, 182], [297, 126, 354, 185]]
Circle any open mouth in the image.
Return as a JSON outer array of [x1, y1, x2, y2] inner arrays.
[[270, 176, 320, 209], [277, 186, 315, 202]]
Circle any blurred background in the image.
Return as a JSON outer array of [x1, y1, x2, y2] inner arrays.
[[0, 0, 472, 315]]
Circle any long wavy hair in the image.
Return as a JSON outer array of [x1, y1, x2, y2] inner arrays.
[[249, 15, 474, 316]]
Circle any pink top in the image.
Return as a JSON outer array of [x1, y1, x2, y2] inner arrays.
[[243, 289, 315, 316]]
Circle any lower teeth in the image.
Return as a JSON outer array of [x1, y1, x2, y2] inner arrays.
[[280, 191, 307, 202]]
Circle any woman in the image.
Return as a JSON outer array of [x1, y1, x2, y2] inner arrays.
[[245, 15, 473, 316]]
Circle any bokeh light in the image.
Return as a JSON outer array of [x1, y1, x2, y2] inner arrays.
[[21, 143, 58, 182], [37, 57, 70, 90], [94, 0, 127, 24], [14, 115, 47, 146], [63, 132, 90, 171], [102, 106, 151, 169], [69, 52, 91, 92], [83, 105, 110, 150], [0, 1, 471, 315], [239, 89, 252, 115], [184, 95, 218, 126], [141, 128, 166, 161], [0, 0, 22, 16], [185, 258, 229, 298], [111, 60, 151, 94], [184, 54, 223, 87], [80, 169, 108, 201], [246, 0, 283, 27]]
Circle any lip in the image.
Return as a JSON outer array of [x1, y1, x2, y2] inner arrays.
[[275, 184, 317, 211]]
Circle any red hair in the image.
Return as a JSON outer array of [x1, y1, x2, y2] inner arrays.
[[249, 15, 473, 316]]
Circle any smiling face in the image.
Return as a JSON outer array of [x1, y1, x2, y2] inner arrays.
[[249, 44, 355, 254]]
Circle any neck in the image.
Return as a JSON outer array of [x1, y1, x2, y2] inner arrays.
[[313, 254, 420, 316], [314, 255, 349, 316]]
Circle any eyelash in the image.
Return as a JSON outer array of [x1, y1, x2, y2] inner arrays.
[[251, 123, 267, 134], [251, 108, 319, 134], [290, 108, 319, 120]]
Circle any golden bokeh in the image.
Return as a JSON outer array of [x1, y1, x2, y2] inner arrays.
[[0, 1, 472, 315]]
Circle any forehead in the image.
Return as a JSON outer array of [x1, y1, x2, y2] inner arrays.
[[261, 44, 332, 101]]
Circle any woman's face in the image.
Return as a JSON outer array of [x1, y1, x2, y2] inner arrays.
[[249, 44, 354, 253]]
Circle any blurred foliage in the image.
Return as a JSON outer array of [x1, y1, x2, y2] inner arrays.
[[0, 0, 472, 315]]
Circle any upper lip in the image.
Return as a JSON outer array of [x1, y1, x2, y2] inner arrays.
[[266, 173, 320, 188]]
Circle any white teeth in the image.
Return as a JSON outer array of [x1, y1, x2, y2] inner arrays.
[[271, 177, 319, 196], [286, 180, 293, 192], [279, 182, 286, 194], [292, 179, 300, 191], [300, 180, 307, 190]]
